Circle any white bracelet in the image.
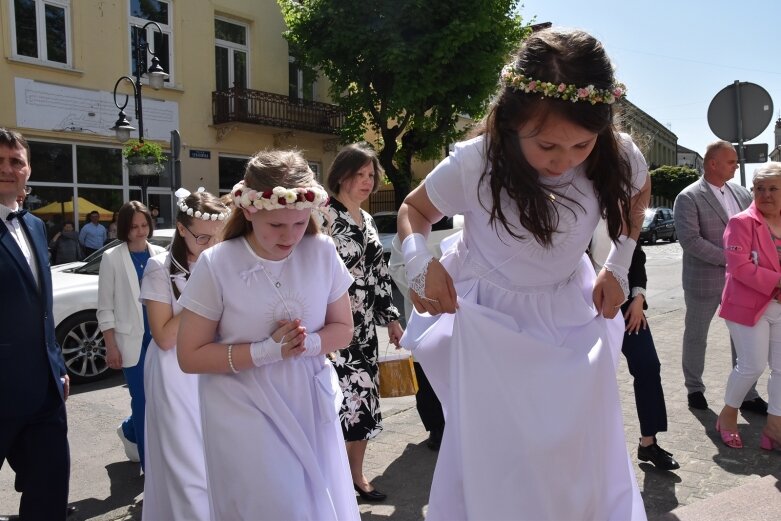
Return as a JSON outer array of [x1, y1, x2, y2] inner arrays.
[[249, 337, 283, 367], [303, 333, 322, 357], [226, 344, 239, 374]]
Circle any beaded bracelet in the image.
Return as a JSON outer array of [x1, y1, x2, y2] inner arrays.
[[227, 344, 239, 374]]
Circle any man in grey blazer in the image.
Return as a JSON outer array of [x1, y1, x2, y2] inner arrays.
[[673, 140, 766, 413]]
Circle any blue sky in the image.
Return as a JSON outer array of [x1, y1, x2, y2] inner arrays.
[[518, 0, 781, 185]]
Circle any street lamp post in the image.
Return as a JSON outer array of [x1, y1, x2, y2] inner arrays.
[[111, 21, 169, 207]]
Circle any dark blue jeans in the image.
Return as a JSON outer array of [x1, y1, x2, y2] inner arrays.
[[121, 341, 148, 469], [622, 323, 668, 438]]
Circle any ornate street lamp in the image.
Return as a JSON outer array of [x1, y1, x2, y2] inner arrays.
[[111, 21, 169, 206]]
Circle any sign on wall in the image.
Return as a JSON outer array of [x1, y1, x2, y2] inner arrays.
[[15, 78, 179, 141]]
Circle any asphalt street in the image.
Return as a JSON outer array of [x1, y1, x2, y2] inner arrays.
[[2, 241, 780, 520]]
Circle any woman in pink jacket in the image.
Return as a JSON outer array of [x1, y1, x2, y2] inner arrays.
[[717, 162, 781, 451]]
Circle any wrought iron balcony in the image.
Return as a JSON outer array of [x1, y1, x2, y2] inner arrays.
[[212, 87, 345, 135]]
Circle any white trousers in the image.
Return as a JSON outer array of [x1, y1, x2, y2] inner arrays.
[[725, 301, 781, 416]]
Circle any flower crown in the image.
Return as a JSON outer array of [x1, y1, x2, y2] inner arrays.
[[231, 181, 329, 213], [500, 65, 626, 105], [174, 187, 231, 221]]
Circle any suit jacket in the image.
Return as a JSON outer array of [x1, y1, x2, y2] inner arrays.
[[673, 177, 752, 298], [97, 241, 165, 367], [0, 212, 66, 418], [719, 202, 781, 326]]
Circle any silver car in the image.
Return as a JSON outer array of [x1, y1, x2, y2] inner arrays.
[[51, 229, 174, 384]]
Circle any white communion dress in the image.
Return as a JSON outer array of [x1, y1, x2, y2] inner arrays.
[[178, 233, 360, 521], [141, 252, 209, 521], [402, 134, 649, 521]]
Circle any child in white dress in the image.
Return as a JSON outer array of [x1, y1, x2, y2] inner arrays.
[[177, 150, 360, 521], [141, 189, 229, 521], [398, 28, 651, 520]]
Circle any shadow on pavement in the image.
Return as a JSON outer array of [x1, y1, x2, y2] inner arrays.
[[689, 408, 781, 477], [360, 441, 436, 521], [68, 462, 143, 521], [640, 462, 682, 520], [70, 371, 126, 397]]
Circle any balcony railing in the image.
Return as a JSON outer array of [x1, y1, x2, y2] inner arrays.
[[212, 87, 345, 135]]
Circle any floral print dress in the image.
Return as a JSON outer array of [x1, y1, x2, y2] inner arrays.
[[320, 199, 400, 441]]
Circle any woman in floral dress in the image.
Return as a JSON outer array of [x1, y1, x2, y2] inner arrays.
[[320, 143, 403, 502]]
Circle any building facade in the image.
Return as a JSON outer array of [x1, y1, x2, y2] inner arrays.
[[677, 144, 704, 175], [620, 99, 678, 170], [1, 0, 343, 229]]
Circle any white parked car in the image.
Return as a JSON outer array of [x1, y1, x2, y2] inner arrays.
[[52, 229, 175, 384], [372, 211, 463, 260]]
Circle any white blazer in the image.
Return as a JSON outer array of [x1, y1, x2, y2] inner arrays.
[[97, 242, 166, 367]]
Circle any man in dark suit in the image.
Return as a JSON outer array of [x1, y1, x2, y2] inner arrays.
[[673, 139, 766, 413], [0, 128, 71, 520]]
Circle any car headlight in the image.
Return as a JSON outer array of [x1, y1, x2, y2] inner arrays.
[[641, 227, 648, 232]]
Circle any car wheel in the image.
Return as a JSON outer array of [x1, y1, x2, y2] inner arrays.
[[56, 311, 113, 384], [669, 230, 677, 242], [648, 231, 657, 244]]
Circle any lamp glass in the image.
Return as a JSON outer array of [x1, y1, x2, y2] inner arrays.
[[115, 127, 132, 143]]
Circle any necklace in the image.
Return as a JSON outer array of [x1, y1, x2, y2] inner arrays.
[[258, 255, 290, 288], [543, 170, 577, 204]]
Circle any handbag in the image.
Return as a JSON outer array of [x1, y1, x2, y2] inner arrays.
[[377, 348, 419, 398]]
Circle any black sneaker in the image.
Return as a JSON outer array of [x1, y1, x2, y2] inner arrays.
[[638, 441, 680, 470], [687, 391, 708, 410], [740, 397, 768, 416]]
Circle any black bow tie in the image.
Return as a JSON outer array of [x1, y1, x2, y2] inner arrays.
[[6, 209, 28, 221]]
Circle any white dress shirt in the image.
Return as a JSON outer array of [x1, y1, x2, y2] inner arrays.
[[707, 181, 742, 218], [0, 204, 40, 288]]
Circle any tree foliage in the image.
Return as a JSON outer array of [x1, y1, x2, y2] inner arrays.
[[649, 165, 700, 203], [278, 0, 528, 207]]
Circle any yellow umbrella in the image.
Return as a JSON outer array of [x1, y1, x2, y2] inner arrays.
[[32, 197, 114, 221]]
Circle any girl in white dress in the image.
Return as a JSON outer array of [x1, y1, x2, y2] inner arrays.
[[398, 28, 651, 520], [177, 150, 360, 521], [141, 189, 230, 521]]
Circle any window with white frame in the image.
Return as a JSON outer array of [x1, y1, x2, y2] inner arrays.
[[215, 18, 248, 91], [11, 0, 71, 65], [288, 56, 315, 101], [129, 0, 173, 84]]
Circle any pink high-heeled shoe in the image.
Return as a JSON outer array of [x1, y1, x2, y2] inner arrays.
[[759, 430, 781, 451], [715, 418, 743, 449]]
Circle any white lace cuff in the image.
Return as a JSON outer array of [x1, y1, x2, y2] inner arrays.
[[409, 257, 437, 302], [604, 266, 630, 299], [603, 235, 635, 299], [250, 337, 283, 366], [303, 333, 321, 357], [402, 233, 434, 283]]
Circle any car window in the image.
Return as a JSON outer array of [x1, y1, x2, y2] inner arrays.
[[372, 216, 397, 234], [72, 235, 173, 275], [431, 216, 453, 231]]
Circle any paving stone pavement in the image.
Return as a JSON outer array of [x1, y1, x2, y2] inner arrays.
[[4, 242, 780, 520]]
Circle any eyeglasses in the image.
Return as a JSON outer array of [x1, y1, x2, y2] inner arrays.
[[182, 224, 213, 245]]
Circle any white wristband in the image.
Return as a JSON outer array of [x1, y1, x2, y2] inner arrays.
[[303, 333, 321, 357], [250, 337, 283, 366], [402, 233, 434, 282]]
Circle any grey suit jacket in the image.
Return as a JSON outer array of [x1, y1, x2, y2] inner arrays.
[[673, 177, 752, 298]]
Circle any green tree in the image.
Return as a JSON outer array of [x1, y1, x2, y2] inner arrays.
[[278, 0, 528, 207], [649, 165, 700, 203]]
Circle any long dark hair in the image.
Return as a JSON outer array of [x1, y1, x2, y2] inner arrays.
[[476, 28, 632, 246], [169, 191, 228, 298]]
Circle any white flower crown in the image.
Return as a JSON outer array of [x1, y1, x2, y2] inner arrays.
[[231, 181, 329, 213], [174, 187, 231, 221]]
